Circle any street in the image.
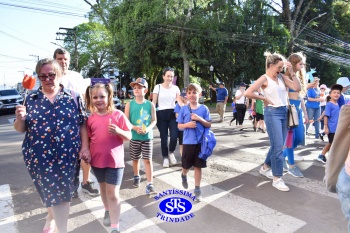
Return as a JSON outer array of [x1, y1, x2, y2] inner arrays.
[[0, 110, 346, 233]]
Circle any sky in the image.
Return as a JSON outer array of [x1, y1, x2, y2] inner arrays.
[[0, 0, 91, 89]]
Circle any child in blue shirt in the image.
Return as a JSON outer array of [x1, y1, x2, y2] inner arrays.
[[317, 84, 343, 163], [177, 83, 212, 202], [229, 97, 237, 126], [174, 88, 188, 156]]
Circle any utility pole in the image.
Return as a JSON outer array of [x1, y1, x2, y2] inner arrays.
[[56, 27, 78, 71]]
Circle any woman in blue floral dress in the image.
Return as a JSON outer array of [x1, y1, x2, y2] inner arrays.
[[14, 58, 89, 233]]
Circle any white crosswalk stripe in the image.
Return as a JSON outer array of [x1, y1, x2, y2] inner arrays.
[[1, 146, 343, 232]]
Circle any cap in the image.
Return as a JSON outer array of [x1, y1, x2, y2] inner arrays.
[[180, 88, 187, 97], [319, 84, 327, 89], [336, 77, 350, 87], [219, 81, 225, 86], [130, 78, 148, 89], [330, 84, 343, 92], [239, 82, 247, 87]]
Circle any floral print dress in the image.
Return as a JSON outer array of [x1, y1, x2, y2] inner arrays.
[[22, 85, 86, 207]]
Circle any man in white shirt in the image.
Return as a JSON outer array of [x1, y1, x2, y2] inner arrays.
[[54, 48, 99, 197]]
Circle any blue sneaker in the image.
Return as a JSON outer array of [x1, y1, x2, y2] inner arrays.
[[317, 154, 327, 164], [287, 166, 304, 178], [146, 183, 156, 195], [194, 189, 202, 202]]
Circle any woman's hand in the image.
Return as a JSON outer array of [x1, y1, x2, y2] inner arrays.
[[304, 115, 309, 124], [79, 147, 91, 164], [15, 105, 27, 121], [285, 61, 294, 75]]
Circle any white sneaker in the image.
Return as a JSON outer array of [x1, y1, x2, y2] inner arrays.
[[272, 178, 290, 192], [168, 153, 177, 165], [259, 166, 273, 179], [163, 158, 170, 168]]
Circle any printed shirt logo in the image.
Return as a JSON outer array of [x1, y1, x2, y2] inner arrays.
[[136, 107, 149, 131]]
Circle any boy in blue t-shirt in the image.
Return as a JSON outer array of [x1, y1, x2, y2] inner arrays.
[[177, 83, 212, 202], [317, 84, 343, 164], [229, 97, 237, 126], [174, 88, 188, 157]]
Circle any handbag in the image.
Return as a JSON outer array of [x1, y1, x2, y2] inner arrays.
[[279, 73, 299, 128], [288, 103, 299, 128]]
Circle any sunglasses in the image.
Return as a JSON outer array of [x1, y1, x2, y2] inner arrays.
[[38, 73, 56, 81]]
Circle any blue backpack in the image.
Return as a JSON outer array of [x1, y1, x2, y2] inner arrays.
[[198, 127, 216, 161], [186, 105, 216, 160]]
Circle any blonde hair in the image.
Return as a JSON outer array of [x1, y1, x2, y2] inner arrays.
[[287, 52, 307, 97], [85, 83, 115, 114], [186, 83, 202, 94], [264, 51, 286, 70]]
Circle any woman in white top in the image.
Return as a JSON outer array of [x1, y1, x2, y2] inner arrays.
[[244, 52, 301, 192], [152, 68, 183, 168]]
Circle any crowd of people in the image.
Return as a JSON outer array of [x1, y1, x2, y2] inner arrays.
[[13, 48, 350, 232]]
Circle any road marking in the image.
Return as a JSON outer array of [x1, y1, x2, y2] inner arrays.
[[127, 161, 307, 232], [74, 170, 165, 233], [0, 184, 17, 233]]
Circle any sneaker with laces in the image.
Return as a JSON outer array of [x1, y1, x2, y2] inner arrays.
[[283, 160, 289, 172], [133, 176, 140, 188], [272, 178, 290, 191], [287, 166, 304, 178], [81, 181, 99, 196], [168, 153, 177, 165], [259, 166, 273, 179], [163, 158, 170, 168], [181, 173, 188, 189], [317, 154, 327, 164], [103, 211, 111, 227], [194, 189, 202, 202], [146, 183, 156, 195]]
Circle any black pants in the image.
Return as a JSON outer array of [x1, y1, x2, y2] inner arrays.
[[236, 104, 246, 125]]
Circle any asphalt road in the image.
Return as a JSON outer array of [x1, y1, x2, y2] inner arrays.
[[0, 109, 346, 233]]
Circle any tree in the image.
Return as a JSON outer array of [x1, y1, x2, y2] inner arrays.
[[64, 22, 112, 77]]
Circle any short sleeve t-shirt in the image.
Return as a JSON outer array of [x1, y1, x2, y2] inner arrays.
[[129, 100, 153, 140], [306, 88, 321, 109], [152, 84, 180, 110], [235, 89, 246, 104], [60, 70, 91, 96], [177, 105, 211, 144], [324, 102, 340, 133], [87, 110, 131, 168], [216, 87, 228, 102], [231, 102, 236, 113]]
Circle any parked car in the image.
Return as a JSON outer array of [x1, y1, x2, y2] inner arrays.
[[0, 89, 23, 113], [113, 96, 121, 109], [344, 88, 350, 104]]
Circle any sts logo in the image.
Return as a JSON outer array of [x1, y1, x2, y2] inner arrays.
[[159, 198, 192, 215], [154, 189, 195, 223]]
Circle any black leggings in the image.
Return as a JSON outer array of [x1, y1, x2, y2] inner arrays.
[[236, 105, 246, 125]]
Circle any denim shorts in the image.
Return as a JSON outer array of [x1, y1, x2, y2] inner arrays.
[[337, 166, 350, 232], [91, 167, 124, 185]]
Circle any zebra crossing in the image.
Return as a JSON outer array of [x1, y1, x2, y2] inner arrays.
[[0, 115, 347, 233]]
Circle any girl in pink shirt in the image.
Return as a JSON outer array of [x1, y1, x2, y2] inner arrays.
[[85, 83, 132, 233]]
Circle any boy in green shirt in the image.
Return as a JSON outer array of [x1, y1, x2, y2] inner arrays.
[[125, 78, 157, 195]]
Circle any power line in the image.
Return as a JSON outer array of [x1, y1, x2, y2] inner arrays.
[[0, 2, 86, 18]]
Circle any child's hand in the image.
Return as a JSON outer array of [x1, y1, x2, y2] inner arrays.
[[317, 116, 323, 122], [134, 126, 143, 134], [324, 128, 329, 135], [191, 113, 201, 121], [187, 121, 197, 128], [108, 123, 122, 135], [79, 147, 91, 164]]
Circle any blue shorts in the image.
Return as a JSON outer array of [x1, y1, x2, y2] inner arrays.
[[91, 167, 124, 185]]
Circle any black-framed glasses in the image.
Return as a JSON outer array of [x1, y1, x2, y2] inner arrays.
[[38, 73, 56, 81]]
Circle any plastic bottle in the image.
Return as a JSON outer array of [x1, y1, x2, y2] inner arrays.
[[285, 129, 294, 148]]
